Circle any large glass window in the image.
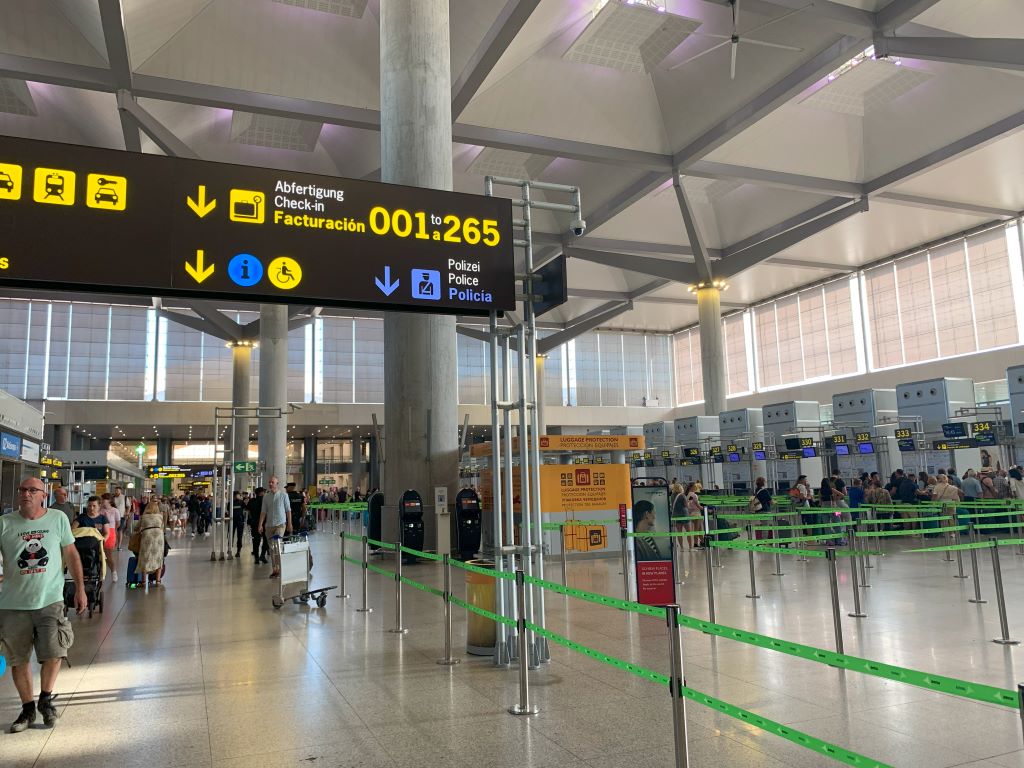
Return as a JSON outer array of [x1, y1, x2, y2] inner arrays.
[[457, 331, 489, 405], [354, 318, 384, 403], [673, 328, 702, 405], [864, 225, 1021, 371]]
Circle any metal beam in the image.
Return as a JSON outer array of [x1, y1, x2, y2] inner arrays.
[[565, 247, 699, 285], [157, 309, 235, 341], [864, 108, 1024, 194], [0, 52, 115, 91], [672, 35, 868, 168], [719, 197, 869, 279], [132, 74, 382, 132], [538, 301, 632, 354], [770, 257, 853, 272], [685, 161, 863, 197], [673, 173, 714, 282], [580, 171, 669, 235], [703, 0, 875, 33], [568, 286, 747, 309], [95, 0, 139, 151], [874, 35, 1024, 73], [116, 90, 200, 159], [876, 192, 1017, 220], [453, 123, 671, 170], [876, 0, 945, 33], [721, 197, 855, 258], [451, 0, 542, 119], [187, 300, 244, 341]]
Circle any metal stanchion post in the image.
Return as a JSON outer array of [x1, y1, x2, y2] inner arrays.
[[863, 507, 874, 569], [389, 540, 408, 634], [560, 524, 568, 587], [704, 543, 716, 625], [675, 533, 684, 585], [356, 535, 373, 613], [620, 528, 630, 601], [745, 525, 760, 599], [990, 539, 1020, 646], [826, 547, 844, 654], [953, 521, 968, 579], [771, 528, 784, 577], [852, 525, 869, 588], [337, 533, 350, 599], [848, 549, 866, 618], [508, 569, 539, 716], [943, 527, 954, 562], [968, 523, 986, 604], [665, 605, 691, 768], [437, 555, 460, 666]]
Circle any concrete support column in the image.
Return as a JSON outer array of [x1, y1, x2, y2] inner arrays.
[[231, 343, 252, 468], [303, 436, 316, 491], [258, 304, 288, 481], [351, 437, 364, 495], [380, 0, 458, 546], [697, 286, 727, 418], [54, 424, 72, 452], [156, 437, 172, 466]]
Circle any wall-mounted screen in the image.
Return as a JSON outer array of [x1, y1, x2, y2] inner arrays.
[[835, 444, 850, 456]]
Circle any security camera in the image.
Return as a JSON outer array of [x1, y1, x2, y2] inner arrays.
[[569, 218, 587, 237]]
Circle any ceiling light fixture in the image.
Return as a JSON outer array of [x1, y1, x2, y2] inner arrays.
[[687, 279, 729, 293], [565, 0, 699, 74]]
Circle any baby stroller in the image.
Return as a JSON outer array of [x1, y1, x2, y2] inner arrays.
[[65, 535, 104, 617]]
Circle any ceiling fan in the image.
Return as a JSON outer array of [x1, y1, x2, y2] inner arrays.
[[669, 0, 809, 79]]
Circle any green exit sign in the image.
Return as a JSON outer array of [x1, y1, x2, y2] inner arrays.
[[233, 461, 257, 473]]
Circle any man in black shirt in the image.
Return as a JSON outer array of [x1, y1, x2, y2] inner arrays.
[[231, 491, 246, 558], [286, 482, 306, 533], [247, 488, 267, 563]]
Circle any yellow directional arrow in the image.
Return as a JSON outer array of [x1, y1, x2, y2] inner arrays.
[[185, 250, 215, 284], [187, 185, 216, 218]]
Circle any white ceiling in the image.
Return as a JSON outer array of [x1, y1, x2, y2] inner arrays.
[[0, 0, 1021, 336]]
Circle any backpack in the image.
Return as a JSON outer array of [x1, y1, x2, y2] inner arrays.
[[747, 495, 762, 513]]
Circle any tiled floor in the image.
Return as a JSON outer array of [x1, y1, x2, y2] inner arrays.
[[3, 522, 1024, 767]]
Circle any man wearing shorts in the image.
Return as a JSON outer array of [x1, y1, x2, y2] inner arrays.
[[0, 476, 87, 732], [258, 476, 292, 578]]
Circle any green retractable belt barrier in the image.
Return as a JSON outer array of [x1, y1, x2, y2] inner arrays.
[[905, 538, 1024, 554], [366, 538, 396, 550], [448, 558, 515, 581], [857, 515, 951, 525], [857, 525, 966, 538]]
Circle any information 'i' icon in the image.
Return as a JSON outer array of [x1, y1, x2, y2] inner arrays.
[[228, 253, 263, 287]]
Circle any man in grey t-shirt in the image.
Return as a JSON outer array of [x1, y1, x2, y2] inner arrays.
[[48, 487, 76, 526], [961, 469, 983, 501], [258, 476, 292, 578]]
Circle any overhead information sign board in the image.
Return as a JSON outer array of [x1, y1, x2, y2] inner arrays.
[[0, 137, 515, 315]]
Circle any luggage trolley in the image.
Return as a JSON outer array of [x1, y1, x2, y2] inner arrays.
[[270, 534, 336, 609]]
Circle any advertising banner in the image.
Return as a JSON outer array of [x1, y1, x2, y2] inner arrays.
[[0, 432, 22, 459], [539, 464, 630, 514], [631, 485, 675, 606]]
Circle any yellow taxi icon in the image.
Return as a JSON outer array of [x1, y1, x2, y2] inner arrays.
[[0, 163, 23, 200], [86, 174, 127, 211], [268, 257, 301, 290], [33, 167, 76, 206]]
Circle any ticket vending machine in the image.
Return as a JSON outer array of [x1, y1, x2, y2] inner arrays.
[[1009, 366, 1024, 466], [399, 489, 425, 563], [763, 401, 825, 491], [454, 488, 482, 560], [719, 408, 766, 493], [673, 416, 722, 489], [896, 378, 979, 475], [831, 389, 900, 480]]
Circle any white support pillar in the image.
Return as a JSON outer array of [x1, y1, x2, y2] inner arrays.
[[258, 305, 288, 482], [697, 285, 727, 418], [380, 0, 458, 548], [231, 342, 252, 470], [535, 354, 548, 436]]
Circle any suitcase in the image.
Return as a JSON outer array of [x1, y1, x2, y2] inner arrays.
[[126, 556, 164, 587]]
